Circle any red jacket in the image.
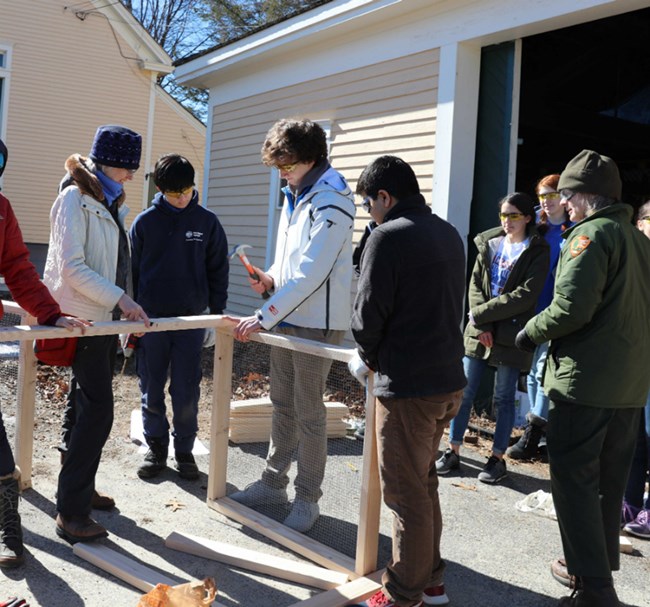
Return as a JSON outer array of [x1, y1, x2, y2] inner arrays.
[[0, 192, 61, 325]]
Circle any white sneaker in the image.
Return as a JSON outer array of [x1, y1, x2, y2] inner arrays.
[[229, 480, 288, 507], [283, 499, 319, 533]]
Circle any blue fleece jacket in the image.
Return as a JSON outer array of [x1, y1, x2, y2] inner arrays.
[[130, 191, 229, 316]]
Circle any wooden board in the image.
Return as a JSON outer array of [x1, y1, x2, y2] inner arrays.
[[287, 569, 383, 607], [229, 399, 349, 443], [208, 497, 357, 577], [166, 531, 349, 590], [354, 374, 381, 576], [72, 543, 183, 592]]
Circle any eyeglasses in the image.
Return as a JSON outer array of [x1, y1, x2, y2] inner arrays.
[[499, 212, 524, 221], [642, 216, 650, 223], [361, 196, 372, 213], [126, 168, 138, 175], [538, 192, 560, 201], [164, 185, 194, 200], [560, 189, 576, 202], [276, 162, 300, 173]]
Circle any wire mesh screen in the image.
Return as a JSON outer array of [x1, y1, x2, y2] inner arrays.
[[225, 337, 388, 563]]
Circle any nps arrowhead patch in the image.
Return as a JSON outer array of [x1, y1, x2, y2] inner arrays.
[[569, 235, 591, 258]]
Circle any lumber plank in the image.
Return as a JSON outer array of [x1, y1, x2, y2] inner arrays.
[[208, 330, 234, 501], [72, 543, 183, 592], [355, 373, 381, 575], [14, 313, 37, 490], [248, 331, 355, 363], [208, 497, 357, 577], [287, 569, 383, 607], [0, 314, 232, 342], [166, 531, 349, 590], [619, 535, 633, 554]]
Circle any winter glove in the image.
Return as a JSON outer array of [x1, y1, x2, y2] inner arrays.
[[515, 329, 536, 352], [348, 351, 370, 386]]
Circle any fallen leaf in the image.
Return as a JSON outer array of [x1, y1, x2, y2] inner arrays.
[[451, 482, 477, 492], [165, 499, 186, 512]]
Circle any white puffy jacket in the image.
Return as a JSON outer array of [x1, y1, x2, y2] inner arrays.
[[44, 186, 126, 321], [257, 167, 356, 331]]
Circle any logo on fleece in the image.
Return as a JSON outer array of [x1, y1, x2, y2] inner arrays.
[[569, 235, 591, 258], [185, 230, 204, 242]]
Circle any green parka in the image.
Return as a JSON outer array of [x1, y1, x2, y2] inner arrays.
[[465, 227, 549, 371], [525, 203, 650, 407]]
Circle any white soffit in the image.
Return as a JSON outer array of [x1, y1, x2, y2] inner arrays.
[[175, 0, 647, 101]]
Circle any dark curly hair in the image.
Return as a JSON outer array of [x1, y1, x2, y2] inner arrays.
[[261, 119, 328, 166]]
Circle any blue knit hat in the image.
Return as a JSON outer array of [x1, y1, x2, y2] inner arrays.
[[89, 125, 142, 170]]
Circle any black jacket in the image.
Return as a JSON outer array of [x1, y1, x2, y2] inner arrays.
[[351, 194, 467, 398]]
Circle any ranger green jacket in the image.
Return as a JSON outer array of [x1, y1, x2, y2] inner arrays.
[[525, 203, 650, 407], [465, 227, 549, 371]]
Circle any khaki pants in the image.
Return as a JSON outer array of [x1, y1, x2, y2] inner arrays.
[[262, 326, 345, 502], [376, 391, 463, 606]]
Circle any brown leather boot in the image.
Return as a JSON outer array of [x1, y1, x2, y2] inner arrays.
[[55, 513, 107, 544]]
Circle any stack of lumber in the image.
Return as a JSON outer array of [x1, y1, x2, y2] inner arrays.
[[229, 397, 349, 443]]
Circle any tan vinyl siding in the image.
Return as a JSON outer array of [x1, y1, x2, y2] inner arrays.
[[0, 3, 204, 244], [207, 49, 439, 316]]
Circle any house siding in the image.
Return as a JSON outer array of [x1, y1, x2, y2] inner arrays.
[[0, 3, 204, 244], [208, 48, 440, 316]]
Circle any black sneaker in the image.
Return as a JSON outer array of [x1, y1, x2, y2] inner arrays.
[[478, 455, 507, 484], [137, 440, 168, 479], [436, 449, 460, 475], [175, 452, 199, 480]]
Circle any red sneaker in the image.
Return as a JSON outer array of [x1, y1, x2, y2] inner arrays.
[[422, 584, 449, 605], [357, 590, 423, 607]]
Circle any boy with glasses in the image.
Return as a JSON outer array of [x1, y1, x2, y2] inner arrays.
[[130, 154, 229, 481], [349, 155, 466, 607], [229, 118, 356, 533]]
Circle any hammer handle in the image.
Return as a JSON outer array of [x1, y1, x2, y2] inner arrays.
[[240, 255, 270, 299]]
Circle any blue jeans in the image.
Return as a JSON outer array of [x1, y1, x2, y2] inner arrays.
[[449, 355, 519, 455], [526, 342, 550, 421], [624, 394, 650, 510]]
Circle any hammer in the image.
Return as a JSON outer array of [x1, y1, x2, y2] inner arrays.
[[228, 244, 270, 299]]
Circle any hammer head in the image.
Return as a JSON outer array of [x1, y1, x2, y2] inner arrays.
[[228, 243, 251, 260]]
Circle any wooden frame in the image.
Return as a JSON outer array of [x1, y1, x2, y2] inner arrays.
[[1, 308, 384, 606]]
